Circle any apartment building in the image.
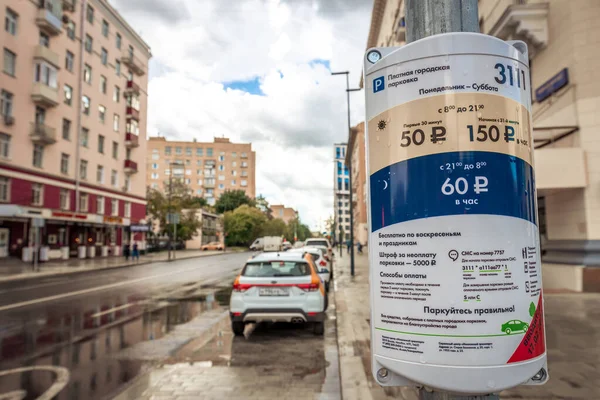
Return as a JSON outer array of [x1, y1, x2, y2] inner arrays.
[[364, 0, 600, 290], [346, 123, 367, 246], [270, 204, 297, 224], [333, 143, 350, 242], [146, 137, 256, 205], [0, 0, 151, 260]]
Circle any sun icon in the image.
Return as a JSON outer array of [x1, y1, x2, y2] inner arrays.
[[377, 118, 389, 131]]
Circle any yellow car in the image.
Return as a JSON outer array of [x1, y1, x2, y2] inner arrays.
[[201, 242, 224, 251]]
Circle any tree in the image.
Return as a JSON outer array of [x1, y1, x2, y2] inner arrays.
[[224, 205, 267, 246], [261, 218, 287, 237], [255, 194, 273, 219], [215, 190, 256, 214]]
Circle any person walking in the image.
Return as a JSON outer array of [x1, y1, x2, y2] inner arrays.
[[132, 242, 140, 261], [346, 239, 351, 254], [123, 243, 130, 261], [357, 241, 363, 254]]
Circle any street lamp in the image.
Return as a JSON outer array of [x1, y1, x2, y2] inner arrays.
[[331, 71, 361, 276], [167, 162, 182, 261]]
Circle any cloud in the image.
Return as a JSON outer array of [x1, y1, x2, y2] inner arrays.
[[110, 0, 370, 229], [111, 0, 191, 24]]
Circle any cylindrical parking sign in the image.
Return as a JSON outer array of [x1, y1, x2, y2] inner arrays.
[[364, 33, 547, 394]]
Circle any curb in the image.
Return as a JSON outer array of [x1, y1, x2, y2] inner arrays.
[[0, 251, 248, 285]]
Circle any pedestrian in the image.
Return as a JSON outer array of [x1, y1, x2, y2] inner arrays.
[[123, 243, 130, 261], [132, 242, 140, 261], [357, 242, 363, 254], [346, 239, 351, 254]]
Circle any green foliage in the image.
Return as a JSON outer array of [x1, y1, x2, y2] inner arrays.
[[215, 190, 256, 214], [255, 194, 273, 219], [261, 218, 287, 237], [224, 204, 267, 246], [283, 218, 312, 242]]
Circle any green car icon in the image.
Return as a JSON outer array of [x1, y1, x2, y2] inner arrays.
[[501, 320, 529, 334]]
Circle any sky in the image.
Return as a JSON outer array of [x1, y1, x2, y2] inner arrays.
[[110, 0, 372, 231]]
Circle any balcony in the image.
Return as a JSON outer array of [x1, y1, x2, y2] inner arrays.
[[62, 0, 75, 12], [34, 45, 60, 68], [125, 133, 139, 148], [2, 115, 14, 126], [126, 107, 140, 121], [124, 80, 140, 96], [35, 8, 62, 36], [121, 53, 145, 76], [29, 123, 57, 145], [535, 147, 586, 195], [124, 160, 138, 174], [31, 82, 59, 107], [204, 181, 216, 188]]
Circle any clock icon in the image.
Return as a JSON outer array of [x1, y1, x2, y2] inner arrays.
[[367, 50, 382, 64]]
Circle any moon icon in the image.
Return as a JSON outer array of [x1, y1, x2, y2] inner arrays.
[[383, 180, 388, 190]]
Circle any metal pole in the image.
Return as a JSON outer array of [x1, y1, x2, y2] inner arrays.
[[33, 227, 39, 272], [345, 73, 355, 277], [405, 2, 497, 399], [173, 219, 177, 260], [168, 168, 172, 261]]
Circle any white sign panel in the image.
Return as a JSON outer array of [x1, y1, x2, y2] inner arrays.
[[364, 33, 547, 394]]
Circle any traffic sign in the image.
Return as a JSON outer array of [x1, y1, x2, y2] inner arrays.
[[364, 33, 546, 394], [32, 217, 45, 228], [167, 213, 180, 224]]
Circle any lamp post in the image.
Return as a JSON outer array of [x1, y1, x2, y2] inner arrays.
[[167, 162, 181, 261], [331, 71, 361, 276]]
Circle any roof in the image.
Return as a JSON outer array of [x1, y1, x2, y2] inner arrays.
[[249, 252, 307, 263]]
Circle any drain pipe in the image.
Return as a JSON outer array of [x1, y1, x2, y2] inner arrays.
[[74, 0, 87, 212]]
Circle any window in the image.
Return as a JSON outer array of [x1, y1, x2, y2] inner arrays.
[[86, 4, 94, 24], [34, 61, 57, 88], [84, 64, 92, 83], [113, 114, 119, 132], [185, 178, 191, 184], [102, 19, 109, 37], [124, 202, 131, 218], [113, 86, 120, 102], [196, 148, 203, 156], [32, 144, 43, 168], [218, 155, 225, 161], [67, 20, 75, 40], [79, 160, 88, 180], [218, 184, 224, 189], [241, 152, 247, 158], [232, 152, 237, 158], [196, 169, 202, 175], [39, 31, 49, 47], [111, 170, 117, 187], [0, 90, 12, 117], [218, 175, 225, 181], [5, 8, 17, 36], [207, 148, 213, 156], [232, 180, 236, 185], [241, 180, 248, 187], [81, 128, 89, 147], [176, 147, 182, 155], [111, 199, 118, 216], [98, 135, 105, 153], [196, 189, 202, 195], [98, 105, 106, 122], [185, 169, 191, 175], [60, 189, 70, 210], [185, 159, 190, 166], [96, 165, 104, 183], [112, 142, 118, 159], [96, 196, 104, 214], [65, 50, 74, 72], [241, 161, 248, 167], [61, 153, 69, 174], [165, 146, 172, 155], [232, 161, 237, 167], [84, 34, 92, 53], [80, 193, 88, 212], [151, 163, 158, 170], [116, 33, 122, 49], [62, 119, 71, 140], [0, 177, 9, 202], [197, 178, 202, 184], [101, 48, 107, 65], [232, 170, 237, 176], [4, 48, 16, 76], [115, 60, 121, 76], [82, 96, 90, 115], [151, 172, 158, 179], [100, 75, 107, 93], [0, 133, 9, 158], [183, 147, 191, 156]]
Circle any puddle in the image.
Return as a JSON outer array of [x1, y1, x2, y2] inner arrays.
[[0, 290, 223, 400]]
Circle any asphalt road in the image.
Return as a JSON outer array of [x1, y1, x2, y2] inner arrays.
[[0, 252, 251, 320]]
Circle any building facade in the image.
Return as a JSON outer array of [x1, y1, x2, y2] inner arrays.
[[146, 137, 256, 205], [270, 204, 297, 224], [184, 209, 224, 249], [364, 0, 600, 290], [346, 123, 368, 246], [0, 0, 151, 260], [333, 143, 350, 242]]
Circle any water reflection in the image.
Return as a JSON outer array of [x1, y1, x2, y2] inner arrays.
[[0, 291, 221, 399]]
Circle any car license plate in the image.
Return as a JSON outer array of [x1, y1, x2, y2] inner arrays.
[[259, 287, 289, 296]]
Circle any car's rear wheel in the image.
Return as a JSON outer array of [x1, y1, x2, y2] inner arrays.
[[232, 321, 245, 336], [313, 321, 325, 336]]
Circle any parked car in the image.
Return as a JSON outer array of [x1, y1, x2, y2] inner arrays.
[[281, 241, 293, 251], [304, 238, 333, 262], [288, 246, 331, 291], [201, 241, 224, 251], [229, 252, 327, 336]]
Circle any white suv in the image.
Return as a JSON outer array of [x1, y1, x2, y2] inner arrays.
[[304, 238, 333, 260], [229, 252, 327, 336], [288, 246, 331, 291]]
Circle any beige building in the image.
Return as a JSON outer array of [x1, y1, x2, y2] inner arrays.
[[146, 137, 256, 205], [0, 0, 150, 260], [184, 209, 224, 249], [346, 122, 368, 246], [364, 0, 600, 290], [270, 204, 297, 224]]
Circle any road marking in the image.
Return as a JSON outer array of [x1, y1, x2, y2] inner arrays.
[[0, 265, 209, 312]]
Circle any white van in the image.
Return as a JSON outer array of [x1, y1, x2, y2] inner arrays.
[[249, 236, 283, 251]]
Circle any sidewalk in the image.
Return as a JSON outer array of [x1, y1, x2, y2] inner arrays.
[[0, 249, 236, 283]]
